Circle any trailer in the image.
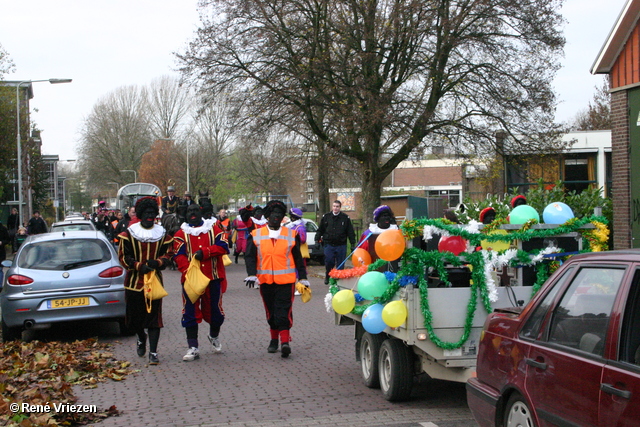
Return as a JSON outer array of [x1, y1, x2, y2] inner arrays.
[[330, 219, 602, 401], [115, 183, 162, 212]]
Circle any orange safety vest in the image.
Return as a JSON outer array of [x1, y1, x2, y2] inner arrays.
[[252, 226, 298, 285]]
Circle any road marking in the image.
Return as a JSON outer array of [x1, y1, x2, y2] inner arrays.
[[420, 423, 439, 427]]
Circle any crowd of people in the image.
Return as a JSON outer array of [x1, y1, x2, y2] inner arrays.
[[2, 185, 526, 365]]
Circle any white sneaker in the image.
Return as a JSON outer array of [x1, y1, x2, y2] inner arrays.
[[294, 290, 301, 296], [208, 335, 222, 353], [183, 347, 200, 361]]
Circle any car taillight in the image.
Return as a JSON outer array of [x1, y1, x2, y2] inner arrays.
[[99, 266, 124, 278], [7, 275, 34, 285]]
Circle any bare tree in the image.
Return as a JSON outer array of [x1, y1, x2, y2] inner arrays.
[[178, 0, 567, 217], [146, 75, 194, 140], [571, 78, 611, 131], [78, 85, 152, 196], [184, 97, 241, 204], [232, 128, 298, 196]]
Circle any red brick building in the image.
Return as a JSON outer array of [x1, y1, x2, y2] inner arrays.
[[592, 0, 640, 249]]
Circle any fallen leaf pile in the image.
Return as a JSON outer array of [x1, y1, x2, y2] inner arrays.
[[0, 338, 137, 426]]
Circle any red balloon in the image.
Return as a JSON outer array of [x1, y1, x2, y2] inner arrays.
[[438, 235, 468, 255], [352, 248, 372, 267], [374, 229, 406, 261]]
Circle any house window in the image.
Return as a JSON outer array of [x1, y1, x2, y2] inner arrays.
[[306, 182, 313, 192], [563, 154, 597, 193], [426, 189, 460, 208], [306, 193, 314, 203]]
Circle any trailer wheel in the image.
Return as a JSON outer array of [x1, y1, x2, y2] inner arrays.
[[379, 338, 413, 401], [360, 332, 385, 388]]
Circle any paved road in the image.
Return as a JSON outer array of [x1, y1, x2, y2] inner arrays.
[[32, 259, 477, 427]]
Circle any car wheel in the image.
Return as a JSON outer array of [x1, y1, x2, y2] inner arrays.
[[504, 392, 536, 427], [379, 338, 414, 401], [118, 318, 135, 336], [360, 332, 385, 388], [2, 317, 22, 342]]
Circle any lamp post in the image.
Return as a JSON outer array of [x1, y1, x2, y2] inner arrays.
[[119, 169, 137, 183], [62, 177, 77, 216], [16, 78, 72, 226]]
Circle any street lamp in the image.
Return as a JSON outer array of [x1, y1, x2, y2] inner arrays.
[[120, 169, 137, 183], [16, 78, 72, 226]]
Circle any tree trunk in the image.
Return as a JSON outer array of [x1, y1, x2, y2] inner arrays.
[[316, 143, 331, 220], [360, 162, 383, 224]]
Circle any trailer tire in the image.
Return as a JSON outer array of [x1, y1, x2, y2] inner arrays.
[[379, 338, 413, 401], [360, 332, 385, 388]]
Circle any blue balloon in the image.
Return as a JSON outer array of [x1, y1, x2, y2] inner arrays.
[[362, 303, 386, 334], [543, 202, 574, 224]]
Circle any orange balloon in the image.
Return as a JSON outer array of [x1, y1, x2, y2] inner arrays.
[[374, 229, 406, 261], [352, 248, 371, 267]]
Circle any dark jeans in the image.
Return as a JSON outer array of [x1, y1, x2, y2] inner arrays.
[[324, 244, 347, 277]]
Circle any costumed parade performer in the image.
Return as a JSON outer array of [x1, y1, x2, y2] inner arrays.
[[358, 205, 399, 267], [231, 212, 250, 264], [173, 203, 229, 361], [244, 200, 309, 358], [118, 197, 173, 365]]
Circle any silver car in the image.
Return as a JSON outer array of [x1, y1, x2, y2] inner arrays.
[[50, 219, 96, 232], [0, 231, 127, 341]]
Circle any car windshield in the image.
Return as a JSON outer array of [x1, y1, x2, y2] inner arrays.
[[18, 239, 111, 271]]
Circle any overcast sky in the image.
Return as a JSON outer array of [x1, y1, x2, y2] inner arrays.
[[0, 0, 628, 162]]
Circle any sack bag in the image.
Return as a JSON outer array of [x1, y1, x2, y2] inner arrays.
[[184, 257, 210, 303], [143, 271, 168, 313], [295, 281, 312, 303], [222, 254, 233, 266], [300, 242, 310, 259]]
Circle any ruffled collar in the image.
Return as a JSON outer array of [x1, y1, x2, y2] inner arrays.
[[181, 218, 217, 236], [128, 222, 166, 242], [368, 223, 399, 235], [253, 216, 268, 226], [287, 219, 304, 228]]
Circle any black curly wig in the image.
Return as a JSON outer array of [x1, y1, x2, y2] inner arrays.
[[263, 200, 287, 219], [135, 196, 159, 218]]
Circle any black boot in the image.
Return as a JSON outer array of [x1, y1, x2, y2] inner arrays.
[[281, 342, 291, 358], [267, 339, 279, 353], [136, 332, 147, 357]]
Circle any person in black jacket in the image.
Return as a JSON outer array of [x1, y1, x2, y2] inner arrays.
[[315, 200, 356, 284], [27, 211, 47, 235], [7, 207, 19, 253], [0, 220, 10, 285]]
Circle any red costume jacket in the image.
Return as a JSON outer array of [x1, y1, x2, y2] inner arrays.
[[173, 219, 229, 293]]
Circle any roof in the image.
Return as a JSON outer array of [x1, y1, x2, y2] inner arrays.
[[591, 0, 640, 74]]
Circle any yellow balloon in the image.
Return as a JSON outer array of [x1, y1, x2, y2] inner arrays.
[[480, 229, 511, 252], [381, 300, 408, 328], [332, 290, 356, 314]]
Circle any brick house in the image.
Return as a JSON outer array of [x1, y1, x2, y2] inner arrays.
[[592, 0, 640, 249]]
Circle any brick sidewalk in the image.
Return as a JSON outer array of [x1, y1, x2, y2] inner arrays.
[[74, 260, 475, 427]]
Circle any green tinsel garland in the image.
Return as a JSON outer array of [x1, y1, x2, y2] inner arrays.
[[328, 215, 609, 350]]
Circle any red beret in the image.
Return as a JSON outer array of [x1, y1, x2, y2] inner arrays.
[[479, 207, 496, 223], [510, 195, 527, 208]]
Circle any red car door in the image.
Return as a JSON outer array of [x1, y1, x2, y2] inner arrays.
[[599, 267, 640, 426], [600, 363, 640, 426], [525, 266, 625, 427]]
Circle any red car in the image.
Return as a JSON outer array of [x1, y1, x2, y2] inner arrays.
[[467, 249, 640, 427]]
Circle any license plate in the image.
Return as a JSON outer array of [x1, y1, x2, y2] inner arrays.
[[47, 297, 90, 309]]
